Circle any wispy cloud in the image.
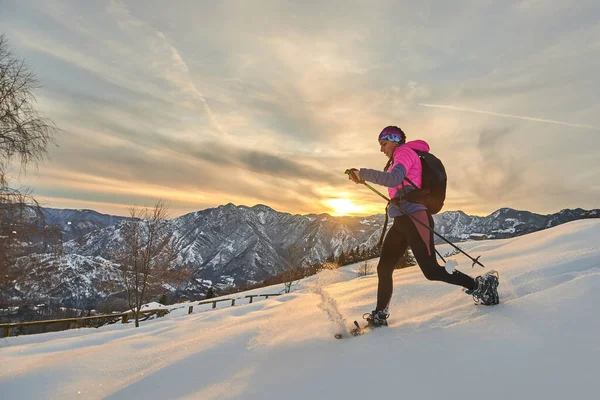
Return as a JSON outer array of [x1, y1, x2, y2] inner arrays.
[[419, 104, 600, 131], [105, 0, 226, 136]]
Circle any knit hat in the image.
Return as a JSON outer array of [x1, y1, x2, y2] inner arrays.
[[378, 126, 406, 144]]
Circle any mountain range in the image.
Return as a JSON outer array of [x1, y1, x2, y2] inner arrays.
[[5, 205, 598, 307]]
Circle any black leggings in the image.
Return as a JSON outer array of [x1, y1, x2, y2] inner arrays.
[[376, 213, 476, 311]]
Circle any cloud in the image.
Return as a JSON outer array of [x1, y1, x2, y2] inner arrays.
[[419, 104, 600, 131], [3, 0, 599, 217], [105, 0, 227, 136], [473, 127, 523, 199]]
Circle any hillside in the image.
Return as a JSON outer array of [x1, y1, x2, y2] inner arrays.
[[1, 219, 599, 399]]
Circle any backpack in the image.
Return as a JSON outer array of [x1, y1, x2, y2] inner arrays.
[[377, 149, 448, 247], [402, 150, 447, 214]]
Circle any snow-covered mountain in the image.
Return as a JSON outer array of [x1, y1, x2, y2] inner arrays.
[[41, 208, 129, 242], [60, 204, 386, 293], [433, 207, 600, 242], [6, 204, 598, 305], [9, 254, 122, 308]]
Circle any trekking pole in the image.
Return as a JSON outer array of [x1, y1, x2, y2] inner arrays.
[[345, 169, 485, 268], [343, 170, 444, 261]]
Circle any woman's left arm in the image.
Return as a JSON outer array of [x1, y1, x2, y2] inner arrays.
[[359, 164, 407, 188]]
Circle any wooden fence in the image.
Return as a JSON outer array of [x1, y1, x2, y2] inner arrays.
[[187, 293, 281, 314], [1, 293, 282, 338], [0, 309, 168, 339]]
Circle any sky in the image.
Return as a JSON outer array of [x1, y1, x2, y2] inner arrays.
[[1, 0, 599, 218], [2, 219, 600, 398]]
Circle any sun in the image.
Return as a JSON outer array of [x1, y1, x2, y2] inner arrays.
[[325, 198, 362, 216]]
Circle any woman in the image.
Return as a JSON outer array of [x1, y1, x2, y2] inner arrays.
[[348, 126, 499, 327]]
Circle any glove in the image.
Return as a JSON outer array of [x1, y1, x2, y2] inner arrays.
[[347, 168, 365, 184]]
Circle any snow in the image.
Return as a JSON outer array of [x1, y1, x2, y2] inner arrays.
[[124, 302, 169, 313], [444, 259, 458, 274], [2, 220, 600, 399], [257, 211, 266, 224], [220, 276, 235, 286], [494, 227, 516, 233]]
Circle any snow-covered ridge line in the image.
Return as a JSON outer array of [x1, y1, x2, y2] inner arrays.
[[6, 206, 598, 304]]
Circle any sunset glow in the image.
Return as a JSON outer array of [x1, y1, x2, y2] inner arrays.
[[325, 199, 363, 216]]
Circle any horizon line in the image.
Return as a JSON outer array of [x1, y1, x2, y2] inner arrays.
[[38, 203, 595, 220]]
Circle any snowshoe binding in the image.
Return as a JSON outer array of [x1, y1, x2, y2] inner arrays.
[[471, 270, 500, 305], [364, 309, 389, 328], [348, 309, 389, 337]]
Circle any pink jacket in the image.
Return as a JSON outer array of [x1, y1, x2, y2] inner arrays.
[[359, 139, 430, 216], [387, 140, 430, 199]]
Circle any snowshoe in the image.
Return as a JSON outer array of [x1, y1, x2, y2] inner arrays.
[[364, 309, 389, 328], [472, 270, 500, 305]]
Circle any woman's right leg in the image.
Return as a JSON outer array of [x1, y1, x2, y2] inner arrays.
[[406, 212, 476, 290], [376, 220, 408, 311]]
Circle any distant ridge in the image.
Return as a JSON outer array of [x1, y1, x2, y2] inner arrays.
[[4, 205, 597, 305]]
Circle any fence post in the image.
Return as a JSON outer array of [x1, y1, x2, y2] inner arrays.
[[212, 301, 216, 309], [188, 306, 193, 314], [3, 326, 9, 338], [231, 299, 235, 306], [248, 296, 253, 304], [122, 314, 129, 324]]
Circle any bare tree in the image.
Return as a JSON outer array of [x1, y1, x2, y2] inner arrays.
[[281, 244, 306, 294], [0, 187, 48, 282], [0, 34, 57, 283], [356, 260, 374, 277], [0, 35, 56, 177], [321, 260, 340, 271], [113, 200, 186, 327]]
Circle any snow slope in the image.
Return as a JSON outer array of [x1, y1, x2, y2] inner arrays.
[[2, 220, 599, 399]]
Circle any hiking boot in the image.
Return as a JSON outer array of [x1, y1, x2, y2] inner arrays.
[[364, 309, 389, 327], [472, 270, 500, 305]]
